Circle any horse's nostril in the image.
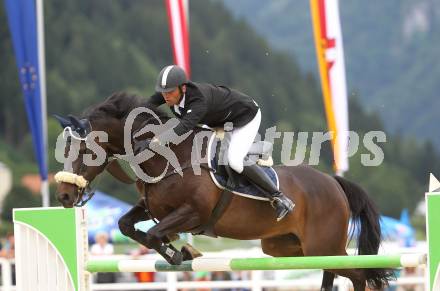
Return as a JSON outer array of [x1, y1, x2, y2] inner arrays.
[[60, 193, 70, 202]]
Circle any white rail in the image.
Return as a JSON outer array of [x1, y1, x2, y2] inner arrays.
[[0, 258, 427, 291]]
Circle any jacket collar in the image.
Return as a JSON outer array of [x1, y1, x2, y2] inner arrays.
[[179, 93, 186, 107], [174, 93, 186, 114]]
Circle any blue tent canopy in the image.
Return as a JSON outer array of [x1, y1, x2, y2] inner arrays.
[[349, 210, 416, 247], [380, 214, 416, 247]]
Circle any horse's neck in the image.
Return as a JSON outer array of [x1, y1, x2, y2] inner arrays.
[[173, 128, 212, 160], [142, 129, 210, 172], [111, 118, 154, 155]]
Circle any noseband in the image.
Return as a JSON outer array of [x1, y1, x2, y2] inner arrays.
[[54, 171, 96, 206]]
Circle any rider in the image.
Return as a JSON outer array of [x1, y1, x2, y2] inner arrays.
[[146, 65, 294, 221]]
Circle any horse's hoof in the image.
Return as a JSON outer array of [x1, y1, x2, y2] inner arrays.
[[168, 251, 183, 265], [160, 245, 183, 265], [181, 243, 203, 261]]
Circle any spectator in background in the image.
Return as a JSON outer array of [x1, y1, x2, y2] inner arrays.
[[397, 266, 424, 291], [211, 271, 232, 291], [0, 233, 14, 259], [90, 232, 114, 255], [0, 232, 15, 284], [194, 271, 210, 291], [230, 271, 251, 291], [179, 272, 195, 291], [90, 232, 116, 283]]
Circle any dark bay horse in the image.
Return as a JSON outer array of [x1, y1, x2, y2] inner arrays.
[[55, 92, 392, 290]]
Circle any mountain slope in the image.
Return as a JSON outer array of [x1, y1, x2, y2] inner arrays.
[[222, 0, 440, 144]]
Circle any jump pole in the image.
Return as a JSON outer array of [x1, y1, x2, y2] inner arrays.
[[13, 191, 440, 291]]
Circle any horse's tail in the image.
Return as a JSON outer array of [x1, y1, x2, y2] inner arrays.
[[333, 175, 394, 289]]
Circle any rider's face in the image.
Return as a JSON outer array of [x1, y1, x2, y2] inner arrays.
[[162, 85, 185, 106]]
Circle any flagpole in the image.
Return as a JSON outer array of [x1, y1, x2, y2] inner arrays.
[[36, 0, 49, 207]]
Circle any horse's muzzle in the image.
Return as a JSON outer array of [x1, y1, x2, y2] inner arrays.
[[57, 193, 75, 208]]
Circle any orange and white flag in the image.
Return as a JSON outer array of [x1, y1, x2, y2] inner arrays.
[[310, 0, 349, 174], [165, 0, 191, 77]]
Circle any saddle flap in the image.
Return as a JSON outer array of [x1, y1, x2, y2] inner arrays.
[[207, 133, 279, 201]]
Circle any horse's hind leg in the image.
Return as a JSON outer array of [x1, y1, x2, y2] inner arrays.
[[321, 271, 335, 291], [298, 206, 369, 290], [328, 267, 366, 291], [261, 234, 365, 290], [309, 249, 366, 290], [302, 234, 366, 290], [261, 235, 342, 291], [322, 267, 366, 291], [261, 234, 303, 257]]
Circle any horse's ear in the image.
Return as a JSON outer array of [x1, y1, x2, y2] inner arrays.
[[68, 115, 83, 130], [53, 114, 71, 128], [79, 119, 91, 133], [68, 114, 90, 137]]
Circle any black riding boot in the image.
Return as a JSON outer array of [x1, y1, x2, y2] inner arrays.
[[241, 164, 295, 221]]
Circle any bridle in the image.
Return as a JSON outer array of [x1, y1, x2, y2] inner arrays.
[[55, 125, 102, 207], [72, 154, 98, 207]]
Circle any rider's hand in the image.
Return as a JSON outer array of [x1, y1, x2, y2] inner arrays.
[[151, 136, 162, 146], [151, 129, 176, 147]]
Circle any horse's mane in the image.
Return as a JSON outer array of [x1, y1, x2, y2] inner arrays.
[[84, 91, 169, 122]]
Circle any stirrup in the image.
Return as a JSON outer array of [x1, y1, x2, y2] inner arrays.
[[270, 196, 283, 209], [270, 195, 295, 221]]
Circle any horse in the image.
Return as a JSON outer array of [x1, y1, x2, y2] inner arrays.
[[55, 92, 392, 291]]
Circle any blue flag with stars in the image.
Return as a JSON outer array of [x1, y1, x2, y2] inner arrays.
[[4, 0, 47, 181]]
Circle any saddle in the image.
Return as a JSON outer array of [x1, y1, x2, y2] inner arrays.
[[190, 129, 279, 237], [207, 129, 279, 201]]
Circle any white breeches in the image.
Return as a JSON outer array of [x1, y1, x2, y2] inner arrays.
[[227, 110, 261, 173]]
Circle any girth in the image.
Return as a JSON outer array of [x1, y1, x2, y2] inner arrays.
[[190, 165, 236, 237], [140, 162, 234, 238]]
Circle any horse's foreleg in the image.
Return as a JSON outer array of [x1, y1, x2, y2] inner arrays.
[[145, 204, 202, 265], [118, 201, 150, 238], [118, 204, 176, 262], [118, 199, 180, 244]]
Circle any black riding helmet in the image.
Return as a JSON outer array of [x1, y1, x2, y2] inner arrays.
[[155, 65, 188, 93]]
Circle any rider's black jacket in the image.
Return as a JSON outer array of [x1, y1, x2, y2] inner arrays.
[[147, 81, 259, 136]]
